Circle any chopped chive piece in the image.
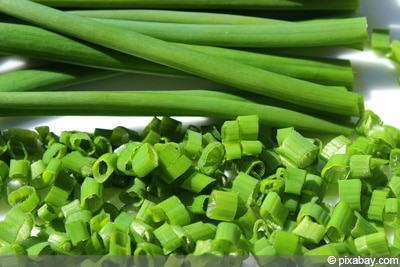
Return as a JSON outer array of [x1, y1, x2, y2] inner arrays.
[[180, 171, 216, 194], [206, 190, 238, 221], [326, 201, 355, 242], [61, 151, 96, 178], [9, 159, 30, 180], [197, 142, 225, 176], [130, 219, 154, 243], [371, 28, 391, 54], [89, 209, 110, 235], [80, 177, 103, 213], [383, 198, 400, 227], [37, 203, 57, 224], [292, 215, 326, 244], [183, 221, 216, 242], [338, 179, 362, 211], [321, 154, 350, 183], [367, 188, 389, 222], [224, 142, 242, 161], [109, 231, 131, 255], [154, 143, 192, 184], [260, 191, 288, 228], [240, 140, 263, 157], [48, 231, 75, 255], [346, 136, 374, 156], [65, 213, 91, 246], [275, 127, 319, 168], [389, 148, 400, 174], [115, 141, 140, 176], [350, 211, 377, 239], [130, 143, 159, 178], [354, 232, 390, 256], [270, 229, 301, 256], [153, 222, 182, 254], [301, 173, 327, 203], [259, 149, 282, 175], [231, 172, 259, 207], [157, 195, 191, 226], [7, 185, 40, 213], [284, 167, 306, 196], [92, 152, 117, 183], [119, 178, 147, 206], [213, 222, 242, 253], [44, 172, 76, 208], [388, 175, 400, 198], [190, 195, 209, 215], [69, 131, 96, 156], [182, 129, 202, 159], [320, 135, 352, 162], [297, 202, 330, 226], [0, 207, 35, 244], [42, 143, 68, 165], [134, 242, 163, 256], [349, 154, 373, 179]]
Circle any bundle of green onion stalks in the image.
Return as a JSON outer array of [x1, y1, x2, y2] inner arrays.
[[0, 0, 400, 264]]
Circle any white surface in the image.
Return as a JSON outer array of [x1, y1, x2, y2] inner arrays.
[[0, 0, 400, 132]]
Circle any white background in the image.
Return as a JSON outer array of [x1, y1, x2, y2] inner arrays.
[[0, 0, 399, 133]]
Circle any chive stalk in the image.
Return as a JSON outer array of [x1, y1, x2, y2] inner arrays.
[[95, 17, 368, 48], [0, 1, 365, 116], [29, 0, 360, 10], [0, 23, 355, 89]]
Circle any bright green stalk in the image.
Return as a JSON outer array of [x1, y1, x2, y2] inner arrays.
[[97, 17, 368, 49], [69, 9, 287, 24], [0, 23, 356, 89], [0, 1, 364, 117], [326, 201, 355, 242], [0, 63, 122, 92], [29, 0, 360, 10]]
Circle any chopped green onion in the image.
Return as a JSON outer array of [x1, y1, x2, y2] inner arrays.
[[119, 178, 147, 206], [180, 171, 216, 194], [48, 231, 76, 255], [389, 148, 400, 174], [42, 142, 68, 165], [134, 242, 163, 256], [350, 212, 377, 239], [89, 209, 111, 234], [383, 198, 400, 227], [292, 215, 326, 244], [42, 158, 62, 187], [92, 152, 117, 183], [240, 140, 263, 157], [259, 191, 288, 228], [213, 222, 242, 254], [69, 131, 96, 156], [109, 231, 131, 255], [65, 213, 91, 246], [275, 127, 319, 168], [130, 143, 159, 178], [320, 135, 352, 162], [354, 232, 390, 256], [0, 207, 35, 244], [206, 190, 238, 221], [130, 219, 154, 244], [80, 177, 104, 213], [61, 151, 96, 178], [37, 203, 57, 224], [326, 201, 355, 242], [321, 154, 350, 183], [338, 179, 362, 211], [154, 142, 192, 184], [189, 195, 209, 215], [7, 185, 40, 213], [183, 222, 216, 242], [284, 167, 306, 196], [371, 28, 391, 54], [231, 172, 259, 207], [157, 195, 191, 226], [367, 188, 389, 222], [182, 129, 202, 159], [349, 154, 373, 179], [153, 222, 182, 254], [301, 173, 327, 203], [297, 202, 330, 226], [270, 229, 301, 256], [197, 142, 225, 176], [44, 172, 77, 208], [346, 136, 374, 156], [8, 159, 30, 180]]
